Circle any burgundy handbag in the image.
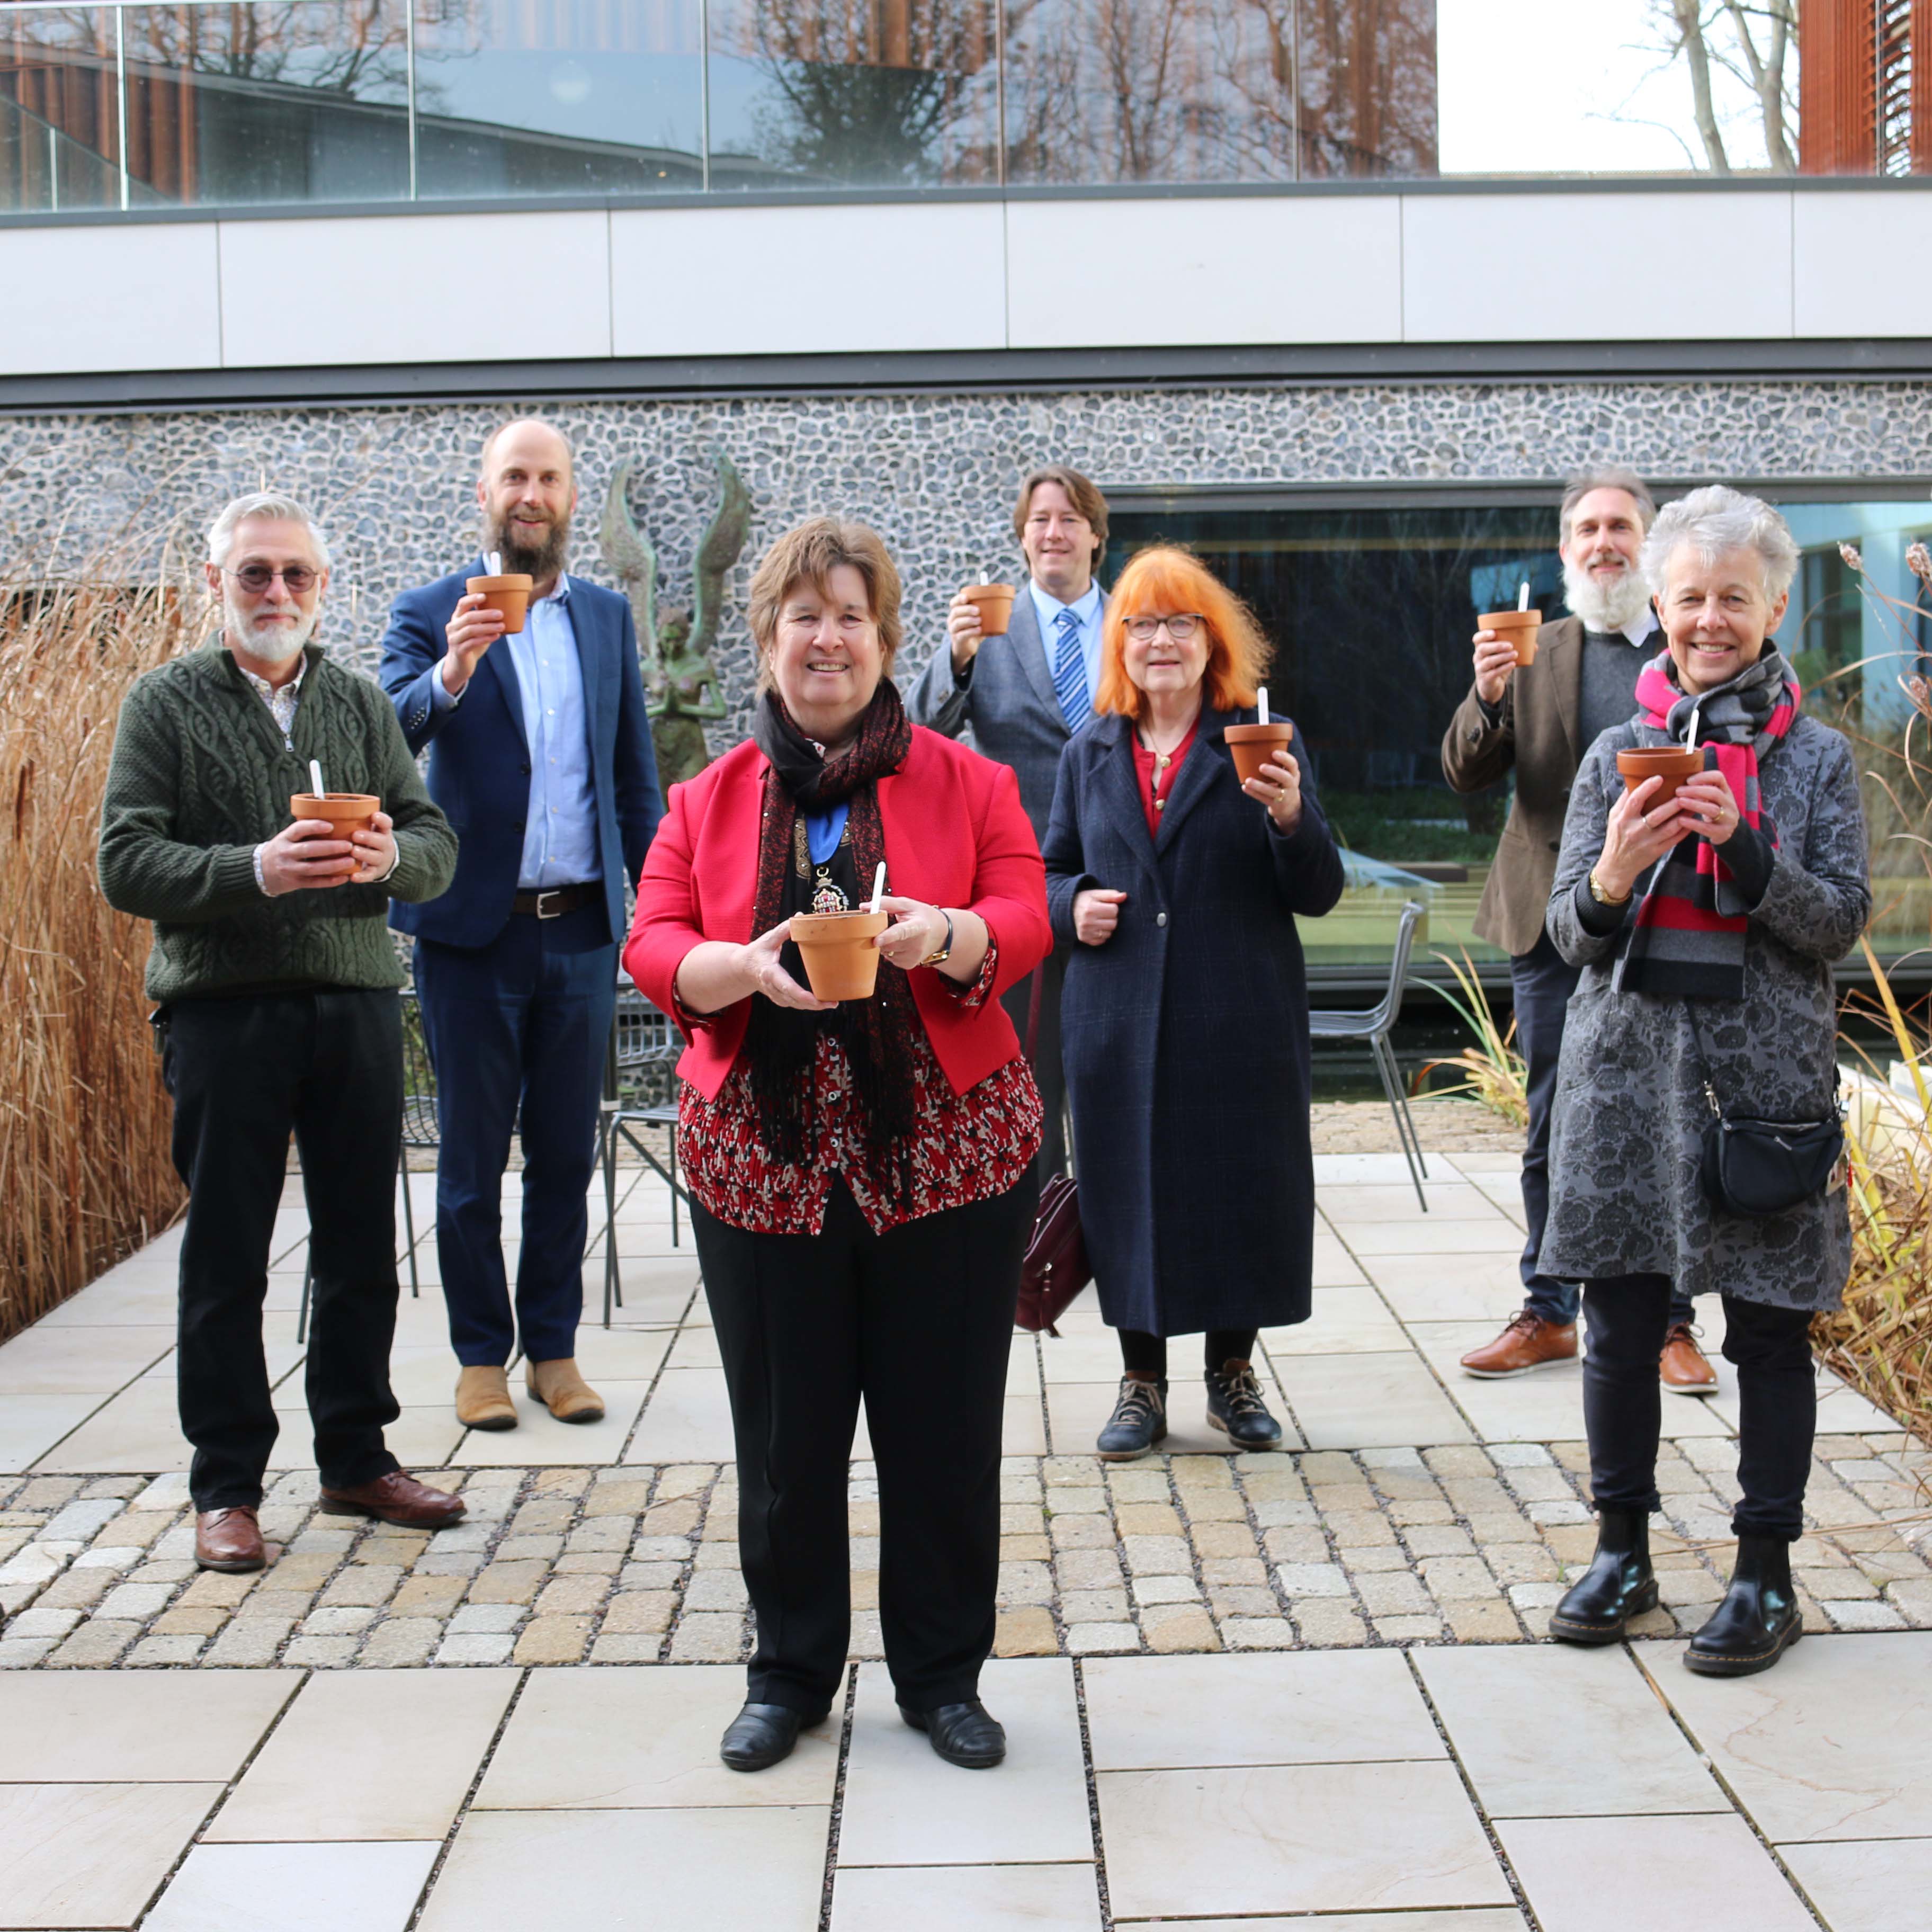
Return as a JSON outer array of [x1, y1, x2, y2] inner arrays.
[[1014, 970, 1091, 1335]]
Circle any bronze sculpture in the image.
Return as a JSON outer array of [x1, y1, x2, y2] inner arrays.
[[600, 449, 752, 789]]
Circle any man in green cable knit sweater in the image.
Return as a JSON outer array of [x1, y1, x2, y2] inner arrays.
[[98, 491, 466, 1572]]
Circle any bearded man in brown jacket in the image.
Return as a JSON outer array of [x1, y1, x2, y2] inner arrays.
[[1442, 468, 1715, 1393]]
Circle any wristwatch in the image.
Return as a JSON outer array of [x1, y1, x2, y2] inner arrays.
[[919, 910, 955, 968], [1588, 869, 1631, 907]]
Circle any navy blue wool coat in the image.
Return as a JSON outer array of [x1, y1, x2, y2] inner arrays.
[[1041, 709, 1345, 1338]]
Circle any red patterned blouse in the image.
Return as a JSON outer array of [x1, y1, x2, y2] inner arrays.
[[676, 942, 1043, 1236]]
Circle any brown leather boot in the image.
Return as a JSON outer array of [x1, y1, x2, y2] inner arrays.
[[1459, 1310, 1579, 1378], [319, 1471, 467, 1528], [526, 1357, 605, 1424], [195, 1507, 266, 1573], [455, 1364, 518, 1431], [1660, 1323, 1718, 1396]]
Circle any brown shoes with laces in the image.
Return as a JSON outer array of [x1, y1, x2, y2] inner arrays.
[[195, 1507, 267, 1572], [1660, 1322, 1719, 1394], [319, 1471, 467, 1528], [1459, 1311, 1579, 1378], [526, 1358, 605, 1425]]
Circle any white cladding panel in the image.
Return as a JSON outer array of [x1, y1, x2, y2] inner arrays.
[[1401, 192, 1795, 341], [1005, 195, 1403, 348], [217, 210, 612, 368], [0, 222, 222, 374], [611, 201, 1007, 357], [1792, 191, 1932, 337]]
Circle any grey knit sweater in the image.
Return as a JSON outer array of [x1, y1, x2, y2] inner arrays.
[[98, 641, 457, 1002]]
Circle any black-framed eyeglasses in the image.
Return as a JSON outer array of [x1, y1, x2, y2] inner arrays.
[[224, 564, 319, 594], [1124, 613, 1203, 642]]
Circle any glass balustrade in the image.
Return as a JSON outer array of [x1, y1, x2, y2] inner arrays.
[[2, 0, 1916, 215]]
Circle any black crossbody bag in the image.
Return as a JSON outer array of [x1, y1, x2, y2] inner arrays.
[[1688, 1009, 1842, 1219]]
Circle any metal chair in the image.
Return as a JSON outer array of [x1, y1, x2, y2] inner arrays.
[[297, 990, 433, 1344], [597, 989, 688, 1326], [1308, 899, 1429, 1210]]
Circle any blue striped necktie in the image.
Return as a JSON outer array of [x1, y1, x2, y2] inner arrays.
[[1052, 606, 1091, 733]]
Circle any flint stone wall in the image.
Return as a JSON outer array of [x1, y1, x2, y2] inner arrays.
[[4, 378, 1926, 752]]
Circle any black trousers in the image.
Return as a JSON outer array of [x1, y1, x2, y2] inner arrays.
[[692, 1175, 1036, 1715], [1514, 935, 1693, 1331], [1001, 952, 1068, 1183], [164, 990, 404, 1511], [1582, 1274, 1816, 1542], [1119, 1329, 1259, 1377]]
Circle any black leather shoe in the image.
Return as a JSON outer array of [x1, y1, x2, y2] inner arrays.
[[901, 1700, 1006, 1768], [1549, 1507, 1658, 1644], [719, 1702, 824, 1772], [1685, 1534, 1803, 1677], [1205, 1359, 1283, 1449], [1096, 1376, 1167, 1461]]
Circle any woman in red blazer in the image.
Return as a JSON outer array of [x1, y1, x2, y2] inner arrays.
[[625, 518, 1049, 1777]]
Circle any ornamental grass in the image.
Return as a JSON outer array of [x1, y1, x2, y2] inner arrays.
[[0, 552, 189, 1343]]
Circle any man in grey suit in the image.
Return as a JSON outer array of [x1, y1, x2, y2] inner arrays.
[[906, 464, 1111, 1179]]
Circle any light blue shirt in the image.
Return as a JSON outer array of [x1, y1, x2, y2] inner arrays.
[[434, 573, 601, 888], [1029, 578, 1104, 710]]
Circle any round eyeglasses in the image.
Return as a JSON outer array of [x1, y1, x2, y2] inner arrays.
[[224, 564, 319, 595], [1124, 614, 1203, 642]]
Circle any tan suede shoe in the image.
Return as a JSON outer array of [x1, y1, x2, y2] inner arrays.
[[525, 1357, 605, 1424], [455, 1364, 518, 1431]]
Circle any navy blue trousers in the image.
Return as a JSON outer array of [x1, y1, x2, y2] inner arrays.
[[1513, 933, 1693, 1330], [414, 901, 616, 1367]]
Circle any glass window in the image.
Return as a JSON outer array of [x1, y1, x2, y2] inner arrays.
[[122, 2, 410, 206], [1105, 490, 1932, 980], [1003, 0, 1435, 186], [413, 0, 704, 198], [0, 8, 122, 213], [705, 0, 999, 190]]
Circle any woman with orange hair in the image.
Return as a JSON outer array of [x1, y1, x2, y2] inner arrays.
[[1041, 545, 1345, 1459]]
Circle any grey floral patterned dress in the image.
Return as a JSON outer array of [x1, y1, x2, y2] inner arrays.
[[1541, 712, 1871, 1312]]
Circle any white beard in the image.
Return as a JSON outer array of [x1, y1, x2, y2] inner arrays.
[[226, 595, 317, 668], [1562, 555, 1652, 634]]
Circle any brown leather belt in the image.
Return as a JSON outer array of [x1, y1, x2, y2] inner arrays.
[[511, 883, 599, 919]]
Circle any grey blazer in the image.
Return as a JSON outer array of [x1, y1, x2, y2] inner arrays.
[[904, 584, 1106, 841]]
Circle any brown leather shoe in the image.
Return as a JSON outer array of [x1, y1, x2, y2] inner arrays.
[[525, 1357, 605, 1424], [319, 1471, 467, 1528], [1660, 1322, 1719, 1395], [1459, 1310, 1579, 1378], [455, 1364, 518, 1431], [195, 1507, 266, 1573]]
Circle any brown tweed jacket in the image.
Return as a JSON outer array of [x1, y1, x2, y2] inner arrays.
[[1439, 614, 1591, 958]]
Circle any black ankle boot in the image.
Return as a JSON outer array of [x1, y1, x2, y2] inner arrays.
[[1205, 1359, 1283, 1448], [1549, 1507, 1657, 1644], [1096, 1376, 1167, 1461], [1685, 1534, 1803, 1677]]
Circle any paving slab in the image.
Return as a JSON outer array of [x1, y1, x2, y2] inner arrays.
[[0, 1782, 221, 1929], [142, 1841, 440, 1932], [829, 1863, 1102, 1931], [1779, 1835, 1932, 1931], [0, 1671, 293, 1780]]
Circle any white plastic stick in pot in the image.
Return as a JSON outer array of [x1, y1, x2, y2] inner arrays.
[[487, 551, 502, 577], [1686, 700, 1704, 752], [309, 759, 325, 799], [869, 861, 887, 915], [1517, 581, 1530, 612], [1258, 686, 1269, 727]]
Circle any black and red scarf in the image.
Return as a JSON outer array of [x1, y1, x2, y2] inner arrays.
[[1615, 648, 1800, 1000], [743, 682, 919, 1200]]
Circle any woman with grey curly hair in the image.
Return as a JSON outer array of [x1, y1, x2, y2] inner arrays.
[[1540, 485, 1870, 1678]]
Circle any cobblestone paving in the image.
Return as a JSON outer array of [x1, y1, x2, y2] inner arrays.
[[5, 1432, 1927, 1672]]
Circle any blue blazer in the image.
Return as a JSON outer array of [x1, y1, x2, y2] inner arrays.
[[378, 560, 664, 950]]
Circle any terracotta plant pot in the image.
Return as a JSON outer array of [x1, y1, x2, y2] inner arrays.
[[1479, 609, 1543, 666], [291, 792, 379, 875], [790, 908, 890, 1001], [959, 583, 1017, 637], [466, 573, 535, 634], [1616, 746, 1705, 812], [1224, 720, 1295, 789]]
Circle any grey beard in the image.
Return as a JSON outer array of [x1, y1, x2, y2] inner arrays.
[[1562, 558, 1651, 634], [225, 596, 316, 665], [491, 513, 570, 582]]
